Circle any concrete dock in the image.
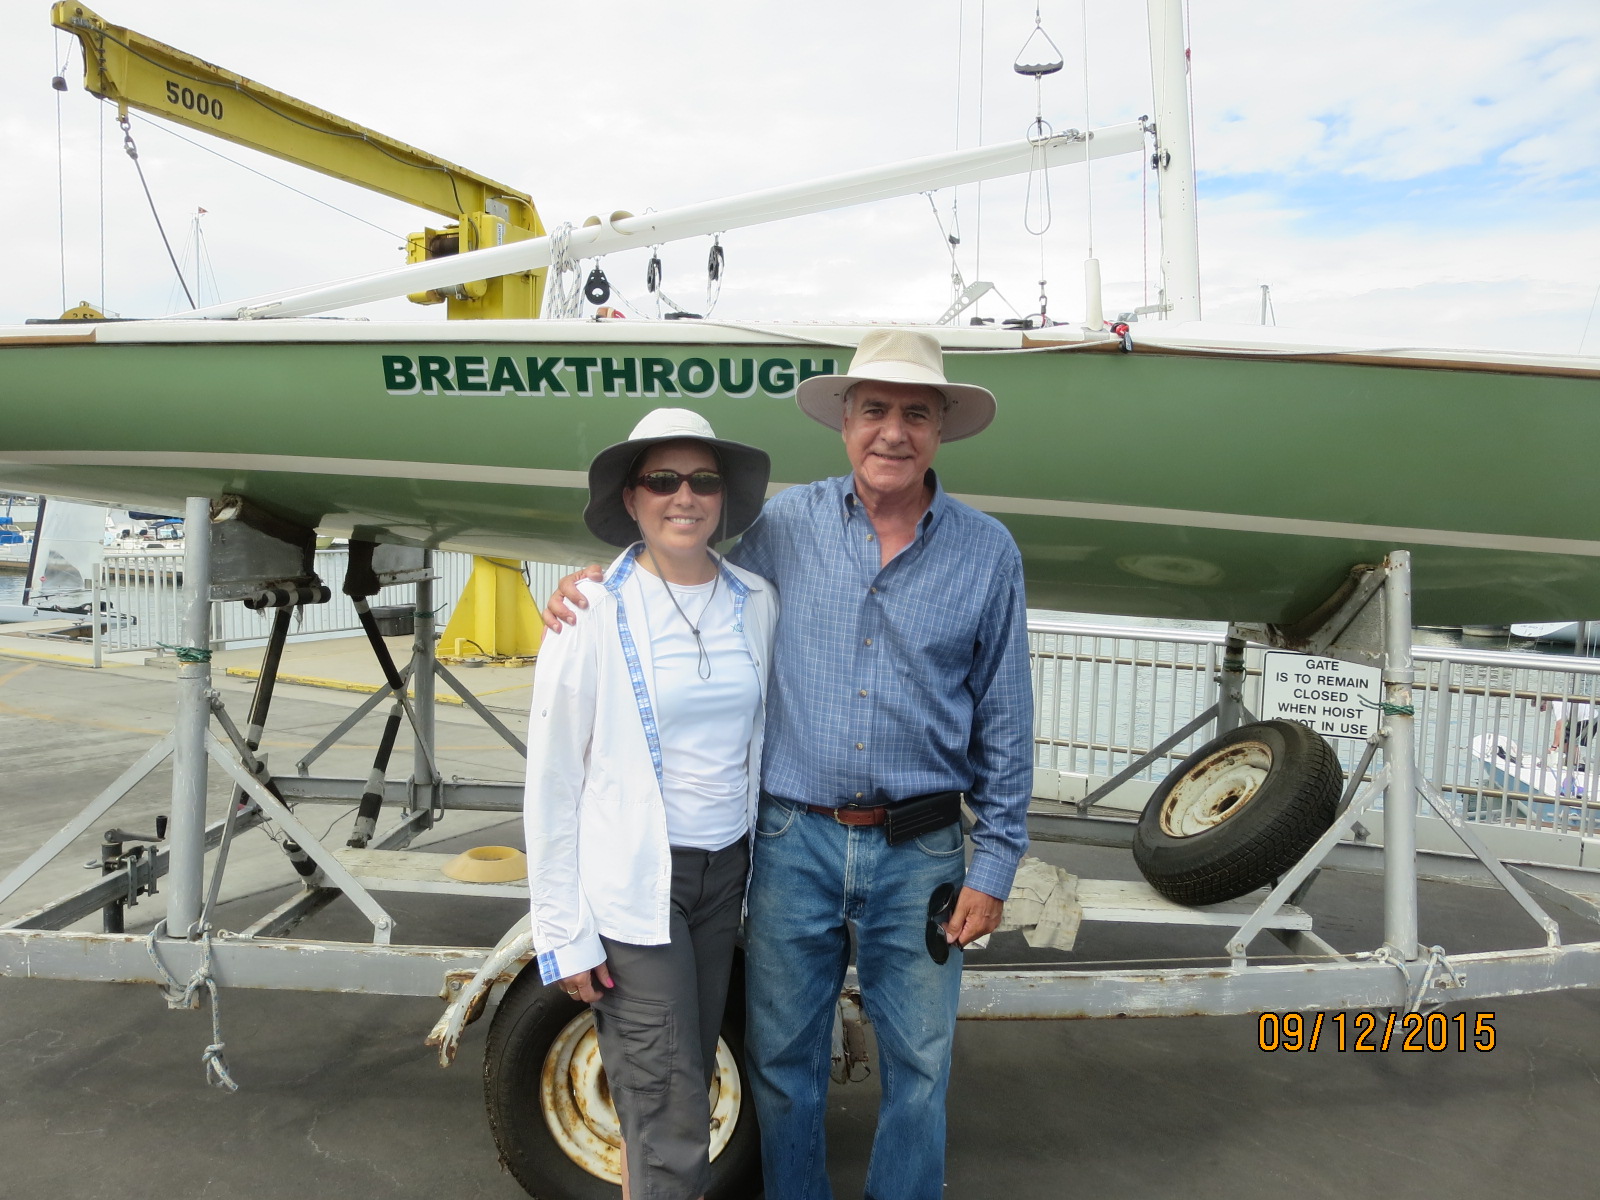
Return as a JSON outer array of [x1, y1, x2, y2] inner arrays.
[[3, 626, 1599, 1199]]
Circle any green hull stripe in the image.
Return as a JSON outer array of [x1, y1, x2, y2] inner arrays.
[[950, 492, 1600, 559], [10, 449, 1600, 560]]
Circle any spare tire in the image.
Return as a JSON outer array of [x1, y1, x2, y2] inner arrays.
[[1132, 720, 1343, 906]]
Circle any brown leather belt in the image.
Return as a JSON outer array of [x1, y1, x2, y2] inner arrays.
[[804, 803, 890, 826]]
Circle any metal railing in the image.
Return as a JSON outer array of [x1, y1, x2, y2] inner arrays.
[[1027, 618, 1600, 833], [89, 558, 1600, 834], [96, 551, 580, 655]]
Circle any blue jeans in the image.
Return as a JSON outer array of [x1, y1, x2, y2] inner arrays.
[[745, 796, 966, 1200]]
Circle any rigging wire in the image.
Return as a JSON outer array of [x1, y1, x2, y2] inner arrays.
[[119, 115, 195, 309], [98, 100, 106, 312], [974, 0, 987, 294], [131, 112, 403, 240], [1579, 282, 1600, 355], [1081, 0, 1095, 261], [949, 0, 964, 248], [925, 192, 967, 307]]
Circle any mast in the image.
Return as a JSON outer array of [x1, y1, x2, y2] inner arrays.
[[1146, 0, 1202, 321]]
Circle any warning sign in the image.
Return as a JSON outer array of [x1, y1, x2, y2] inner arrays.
[[1260, 652, 1382, 741]]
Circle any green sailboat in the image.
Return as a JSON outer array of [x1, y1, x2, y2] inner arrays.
[[3, 317, 1596, 625]]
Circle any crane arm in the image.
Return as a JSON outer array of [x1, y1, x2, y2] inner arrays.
[[51, 2, 544, 317]]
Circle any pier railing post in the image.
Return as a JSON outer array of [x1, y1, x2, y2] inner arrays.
[[1381, 550, 1419, 960], [167, 496, 213, 939]]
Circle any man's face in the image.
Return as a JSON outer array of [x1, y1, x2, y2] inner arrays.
[[841, 381, 943, 499]]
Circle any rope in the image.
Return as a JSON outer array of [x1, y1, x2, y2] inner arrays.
[[1362, 696, 1415, 718], [541, 222, 584, 318], [158, 642, 212, 663], [146, 920, 239, 1092], [120, 117, 196, 309]]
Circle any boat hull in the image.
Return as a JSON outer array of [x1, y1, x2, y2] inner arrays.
[[3, 321, 1598, 624]]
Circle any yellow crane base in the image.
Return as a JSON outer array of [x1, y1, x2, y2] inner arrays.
[[437, 556, 543, 663]]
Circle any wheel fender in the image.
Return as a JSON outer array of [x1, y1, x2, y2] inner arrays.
[[427, 915, 535, 1067]]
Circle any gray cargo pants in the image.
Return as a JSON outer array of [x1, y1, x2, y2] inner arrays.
[[593, 839, 749, 1200]]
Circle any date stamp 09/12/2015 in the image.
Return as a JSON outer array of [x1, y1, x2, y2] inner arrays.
[[1257, 1010, 1497, 1053]]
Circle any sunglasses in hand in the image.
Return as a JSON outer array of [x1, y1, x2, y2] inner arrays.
[[925, 881, 958, 964], [632, 470, 725, 496]]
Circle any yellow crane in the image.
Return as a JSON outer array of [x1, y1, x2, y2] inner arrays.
[[51, 1, 546, 321], [52, 1, 545, 659]]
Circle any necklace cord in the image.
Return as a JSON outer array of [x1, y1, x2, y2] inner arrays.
[[644, 545, 719, 679]]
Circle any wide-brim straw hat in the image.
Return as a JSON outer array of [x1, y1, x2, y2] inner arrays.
[[584, 408, 771, 548], [794, 328, 997, 442]]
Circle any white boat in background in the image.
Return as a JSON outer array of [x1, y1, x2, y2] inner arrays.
[[0, 498, 112, 622], [1511, 621, 1600, 648], [1468, 733, 1600, 831]]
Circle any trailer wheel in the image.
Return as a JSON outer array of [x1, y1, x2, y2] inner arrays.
[[1133, 720, 1342, 906], [483, 961, 761, 1200]]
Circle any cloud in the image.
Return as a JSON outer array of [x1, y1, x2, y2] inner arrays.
[[0, 0, 1594, 354]]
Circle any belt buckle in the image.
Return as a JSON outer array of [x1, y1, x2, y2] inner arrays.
[[833, 806, 854, 825]]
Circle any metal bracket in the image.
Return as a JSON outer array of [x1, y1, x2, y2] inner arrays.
[[1233, 564, 1387, 667]]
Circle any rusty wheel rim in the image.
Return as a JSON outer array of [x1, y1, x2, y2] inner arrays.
[[1159, 740, 1273, 837], [539, 1009, 742, 1183]]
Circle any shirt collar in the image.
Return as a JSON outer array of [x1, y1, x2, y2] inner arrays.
[[839, 470, 947, 536], [605, 542, 754, 596]]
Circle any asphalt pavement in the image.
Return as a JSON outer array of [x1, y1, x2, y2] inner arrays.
[[3, 647, 1599, 1200]]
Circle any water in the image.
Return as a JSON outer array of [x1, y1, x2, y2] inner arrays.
[[0, 573, 23, 605]]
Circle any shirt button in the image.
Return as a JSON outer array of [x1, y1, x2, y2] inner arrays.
[[856, 792, 864, 799], [866, 534, 875, 541], [859, 689, 867, 697], [864, 638, 872, 646], [869, 587, 878, 594], [856, 742, 865, 750]]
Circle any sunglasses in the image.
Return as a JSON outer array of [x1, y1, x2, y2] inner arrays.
[[632, 469, 725, 496], [925, 881, 957, 964]]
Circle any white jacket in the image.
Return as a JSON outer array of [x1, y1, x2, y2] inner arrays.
[[522, 545, 777, 984]]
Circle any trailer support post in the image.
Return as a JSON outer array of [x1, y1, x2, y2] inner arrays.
[[1381, 551, 1420, 961], [166, 496, 213, 940]]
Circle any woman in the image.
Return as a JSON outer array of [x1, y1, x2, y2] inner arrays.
[[522, 408, 776, 1200]]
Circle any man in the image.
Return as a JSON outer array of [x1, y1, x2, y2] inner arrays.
[[547, 328, 1033, 1200]]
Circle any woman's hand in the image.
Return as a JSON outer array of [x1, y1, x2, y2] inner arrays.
[[558, 962, 614, 1003], [542, 565, 605, 632]]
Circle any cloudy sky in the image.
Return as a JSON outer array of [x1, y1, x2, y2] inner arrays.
[[4, 0, 1596, 353]]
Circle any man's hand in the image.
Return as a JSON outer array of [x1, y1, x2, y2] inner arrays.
[[945, 886, 1003, 948], [542, 564, 605, 632], [558, 962, 614, 1003]]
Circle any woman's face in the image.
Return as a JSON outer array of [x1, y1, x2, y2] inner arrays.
[[622, 440, 724, 557]]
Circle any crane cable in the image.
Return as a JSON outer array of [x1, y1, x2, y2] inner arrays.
[[53, 32, 70, 313], [119, 115, 195, 309]]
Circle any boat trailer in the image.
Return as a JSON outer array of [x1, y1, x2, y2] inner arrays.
[[5, 496, 1600, 1188]]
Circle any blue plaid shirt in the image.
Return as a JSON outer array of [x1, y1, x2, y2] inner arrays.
[[730, 471, 1033, 899]]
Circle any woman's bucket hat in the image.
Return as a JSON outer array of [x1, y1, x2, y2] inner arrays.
[[584, 408, 771, 548]]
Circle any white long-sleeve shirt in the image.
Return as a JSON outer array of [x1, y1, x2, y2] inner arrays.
[[522, 545, 777, 984]]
